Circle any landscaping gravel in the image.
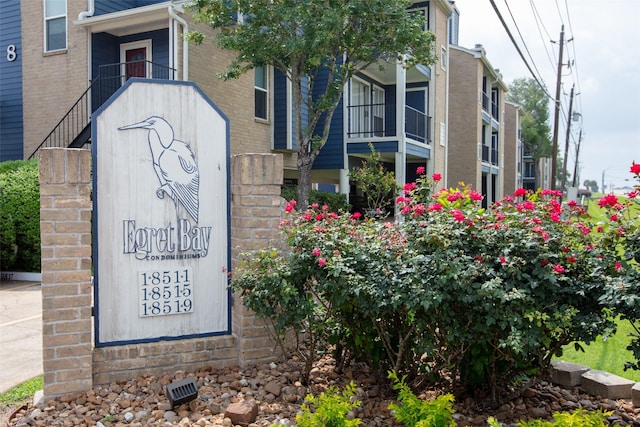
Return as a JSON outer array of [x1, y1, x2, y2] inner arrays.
[[3, 355, 639, 426]]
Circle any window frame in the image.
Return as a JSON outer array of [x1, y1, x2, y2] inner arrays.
[[43, 0, 67, 53], [254, 65, 268, 121], [440, 46, 447, 70]]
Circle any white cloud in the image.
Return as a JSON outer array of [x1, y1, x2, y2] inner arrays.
[[452, 0, 640, 189]]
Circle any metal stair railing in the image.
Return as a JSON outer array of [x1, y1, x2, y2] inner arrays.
[[27, 78, 98, 159], [28, 60, 176, 159]]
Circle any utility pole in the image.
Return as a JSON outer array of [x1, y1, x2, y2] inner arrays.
[[551, 25, 565, 190], [571, 129, 582, 188], [562, 84, 575, 191]]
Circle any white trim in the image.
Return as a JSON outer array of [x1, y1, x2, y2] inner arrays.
[[43, 0, 67, 52], [254, 66, 269, 121], [120, 39, 152, 80]]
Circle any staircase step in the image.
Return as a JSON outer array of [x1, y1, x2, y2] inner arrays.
[[580, 370, 634, 400], [550, 360, 589, 387], [633, 382, 640, 407]]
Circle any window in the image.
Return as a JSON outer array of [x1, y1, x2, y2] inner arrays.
[[440, 46, 447, 70], [44, 0, 66, 52], [349, 78, 384, 138], [254, 66, 268, 120]]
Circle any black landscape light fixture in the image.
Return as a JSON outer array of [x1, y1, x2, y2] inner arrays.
[[165, 377, 198, 408]]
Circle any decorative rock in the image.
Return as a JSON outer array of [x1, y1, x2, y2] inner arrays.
[[528, 406, 548, 418], [264, 381, 282, 396], [550, 360, 590, 387], [224, 400, 259, 426], [581, 370, 634, 400]]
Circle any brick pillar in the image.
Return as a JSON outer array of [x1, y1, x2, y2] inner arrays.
[[230, 153, 284, 365], [39, 148, 93, 398]]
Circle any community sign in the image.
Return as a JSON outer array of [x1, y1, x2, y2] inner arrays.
[[92, 79, 230, 346]]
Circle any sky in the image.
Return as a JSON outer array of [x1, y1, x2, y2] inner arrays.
[[453, 0, 640, 192]]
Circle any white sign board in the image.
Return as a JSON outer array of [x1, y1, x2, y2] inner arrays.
[[93, 80, 230, 346]]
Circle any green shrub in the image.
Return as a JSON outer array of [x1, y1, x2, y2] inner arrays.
[[234, 160, 639, 399], [0, 159, 40, 272], [388, 371, 455, 427], [282, 187, 351, 213], [507, 408, 610, 427], [295, 381, 362, 427]]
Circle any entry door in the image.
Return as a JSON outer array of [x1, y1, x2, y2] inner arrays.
[[120, 40, 152, 80]]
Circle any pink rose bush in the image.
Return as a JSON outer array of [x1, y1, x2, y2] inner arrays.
[[233, 164, 640, 396]]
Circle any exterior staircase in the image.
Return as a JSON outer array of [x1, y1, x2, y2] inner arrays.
[[28, 61, 175, 159]]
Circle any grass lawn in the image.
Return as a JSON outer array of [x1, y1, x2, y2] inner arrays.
[[0, 375, 42, 408], [556, 318, 640, 382], [554, 194, 640, 382]]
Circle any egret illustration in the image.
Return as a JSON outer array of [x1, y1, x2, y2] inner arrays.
[[118, 116, 200, 222]]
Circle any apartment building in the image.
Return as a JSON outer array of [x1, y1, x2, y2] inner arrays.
[[447, 43, 508, 207], [299, 0, 454, 207], [503, 101, 524, 194], [9, 0, 279, 168], [1, 0, 528, 206]]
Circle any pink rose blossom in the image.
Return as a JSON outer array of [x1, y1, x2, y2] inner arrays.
[[318, 258, 327, 267], [451, 209, 465, 222], [416, 166, 426, 175], [431, 172, 441, 181], [312, 247, 321, 257], [553, 264, 565, 274]]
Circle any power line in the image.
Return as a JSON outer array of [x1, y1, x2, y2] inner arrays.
[[502, 0, 547, 89], [488, 0, 552, 99], [528, 0, 557, 73]]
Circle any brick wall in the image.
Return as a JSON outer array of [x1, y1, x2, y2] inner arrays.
[[447, 48, 481, 189], [230, 154, 284, 365], [39, 148, 93, 397], [40, 148, 283, 398], [22, 0, 89, 158]]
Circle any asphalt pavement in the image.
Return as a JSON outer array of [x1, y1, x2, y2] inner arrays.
[[0, 280, 43, 394]]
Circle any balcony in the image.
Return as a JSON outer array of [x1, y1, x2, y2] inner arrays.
[[346, 103, 431, 144], [481, 145, 499, 166], [481, 91, 499, 121], [93, 61, 176, 109]]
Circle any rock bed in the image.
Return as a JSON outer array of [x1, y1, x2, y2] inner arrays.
[[5, 355, 639, 426]]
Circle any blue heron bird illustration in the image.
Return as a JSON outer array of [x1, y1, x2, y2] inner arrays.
[[119, 116, 200, 222]]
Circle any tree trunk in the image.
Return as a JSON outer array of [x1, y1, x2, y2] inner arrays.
[[297, 154, 313, 210]]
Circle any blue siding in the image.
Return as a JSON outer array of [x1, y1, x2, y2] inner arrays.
[[0, 0, 24, 160], [92, 33, 120, 79], [94, 0, 166, 16], [92, 29, 170, 76], [406, 143, 430, 158], [120, 29, 170, 67], [312, 64, 345, 170], [91, 29, 169, 111], [313, 95, 344, 170], [348, 141, 399, 154]]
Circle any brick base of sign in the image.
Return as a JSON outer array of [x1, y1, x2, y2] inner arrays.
[[92, 336, 238, 385], [39, 148, 283, 399]]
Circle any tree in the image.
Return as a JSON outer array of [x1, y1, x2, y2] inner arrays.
[[188, 0, 436, 209], [507, 78, 552, 188], [583, 179, 599, 193]]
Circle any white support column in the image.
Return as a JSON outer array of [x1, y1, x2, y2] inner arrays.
[[395, 59, 407, 190], [339, 168, 350, 196]]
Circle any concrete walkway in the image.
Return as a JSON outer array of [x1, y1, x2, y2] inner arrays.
[[0, 280, 42, 394]]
